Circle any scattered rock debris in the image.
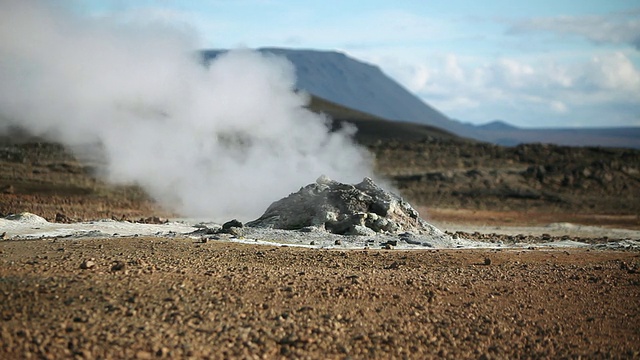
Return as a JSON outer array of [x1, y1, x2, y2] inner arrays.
[[136, 216, 168, 224]]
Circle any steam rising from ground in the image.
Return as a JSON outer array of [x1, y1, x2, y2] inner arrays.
[[0, 0, 373, 220]]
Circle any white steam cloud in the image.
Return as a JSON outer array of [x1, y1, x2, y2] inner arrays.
[[0, 0, 373, 220]]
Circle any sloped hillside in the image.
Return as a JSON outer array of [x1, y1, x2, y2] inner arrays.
[[308, 95, 462, 144]]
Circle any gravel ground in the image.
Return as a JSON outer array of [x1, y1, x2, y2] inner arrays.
[[1, 236, 639, 359]]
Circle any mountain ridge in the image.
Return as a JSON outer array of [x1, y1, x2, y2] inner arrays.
[[201, 48, 464, 134]]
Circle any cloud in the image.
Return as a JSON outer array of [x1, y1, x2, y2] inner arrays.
[[508, 10, 640, 50], [580, 52, 640, 92], [377, 51, 640, 127]]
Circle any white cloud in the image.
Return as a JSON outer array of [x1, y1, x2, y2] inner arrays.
[[373, 51, 640, 127], [581, 52, 640, 91], [508, 10, 640, 50], [549, 100, 568, 114]]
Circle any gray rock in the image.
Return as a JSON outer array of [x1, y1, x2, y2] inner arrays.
[[399, 232, 425, 245], [246, 176, 446, 238], [347, 225, 377, 236], [222, 219, 243, 230]]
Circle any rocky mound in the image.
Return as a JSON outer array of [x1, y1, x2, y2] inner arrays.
[[247, 176, 445, 238]]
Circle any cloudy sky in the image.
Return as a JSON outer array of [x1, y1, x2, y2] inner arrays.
[[83, 0, 639, 128]]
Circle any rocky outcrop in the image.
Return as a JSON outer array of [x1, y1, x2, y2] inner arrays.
[[247, 176, 444, 237]]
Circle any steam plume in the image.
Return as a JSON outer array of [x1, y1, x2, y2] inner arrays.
[[0, 0, 373, 220]]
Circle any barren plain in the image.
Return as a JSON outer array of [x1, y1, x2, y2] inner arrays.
[[1, 135, 639, 358]]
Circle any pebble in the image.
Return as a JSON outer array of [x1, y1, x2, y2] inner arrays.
[[135, 350, 153, 359], [111, 261, 125, 272], [80, 259, 96, 270]]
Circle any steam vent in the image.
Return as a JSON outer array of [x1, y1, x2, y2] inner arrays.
[[247, 176, 446, 238]]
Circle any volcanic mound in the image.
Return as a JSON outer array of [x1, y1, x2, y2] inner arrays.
[[247, 176, 445, 238]]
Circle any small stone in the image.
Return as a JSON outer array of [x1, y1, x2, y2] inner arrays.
[[80, 259, 96, 270], [334, 239, 342, 245], [309, 241, 315, 245], [55, 212, 72, 223], [156, 347, 170, 357], [135, 350, 153, 360], [484, 257, 492, 265], [111, 261, 125, 272], [79, 349, 93, 359], [386, 261, 402, 269]]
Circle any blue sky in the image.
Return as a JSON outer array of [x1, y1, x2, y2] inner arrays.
[[83, 0, 639, 128]]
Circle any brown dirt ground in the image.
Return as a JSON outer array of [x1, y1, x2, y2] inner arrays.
[[1, 238, 639, 359]]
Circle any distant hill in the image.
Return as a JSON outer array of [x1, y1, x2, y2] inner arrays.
[[201, 48, 640, 149], [473, 121, 640, 149], [308, 95, 462, 145], [477, 120, 517, 131]]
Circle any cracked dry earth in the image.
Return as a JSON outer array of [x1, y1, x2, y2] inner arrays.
[[1, 237, 639, 359]]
